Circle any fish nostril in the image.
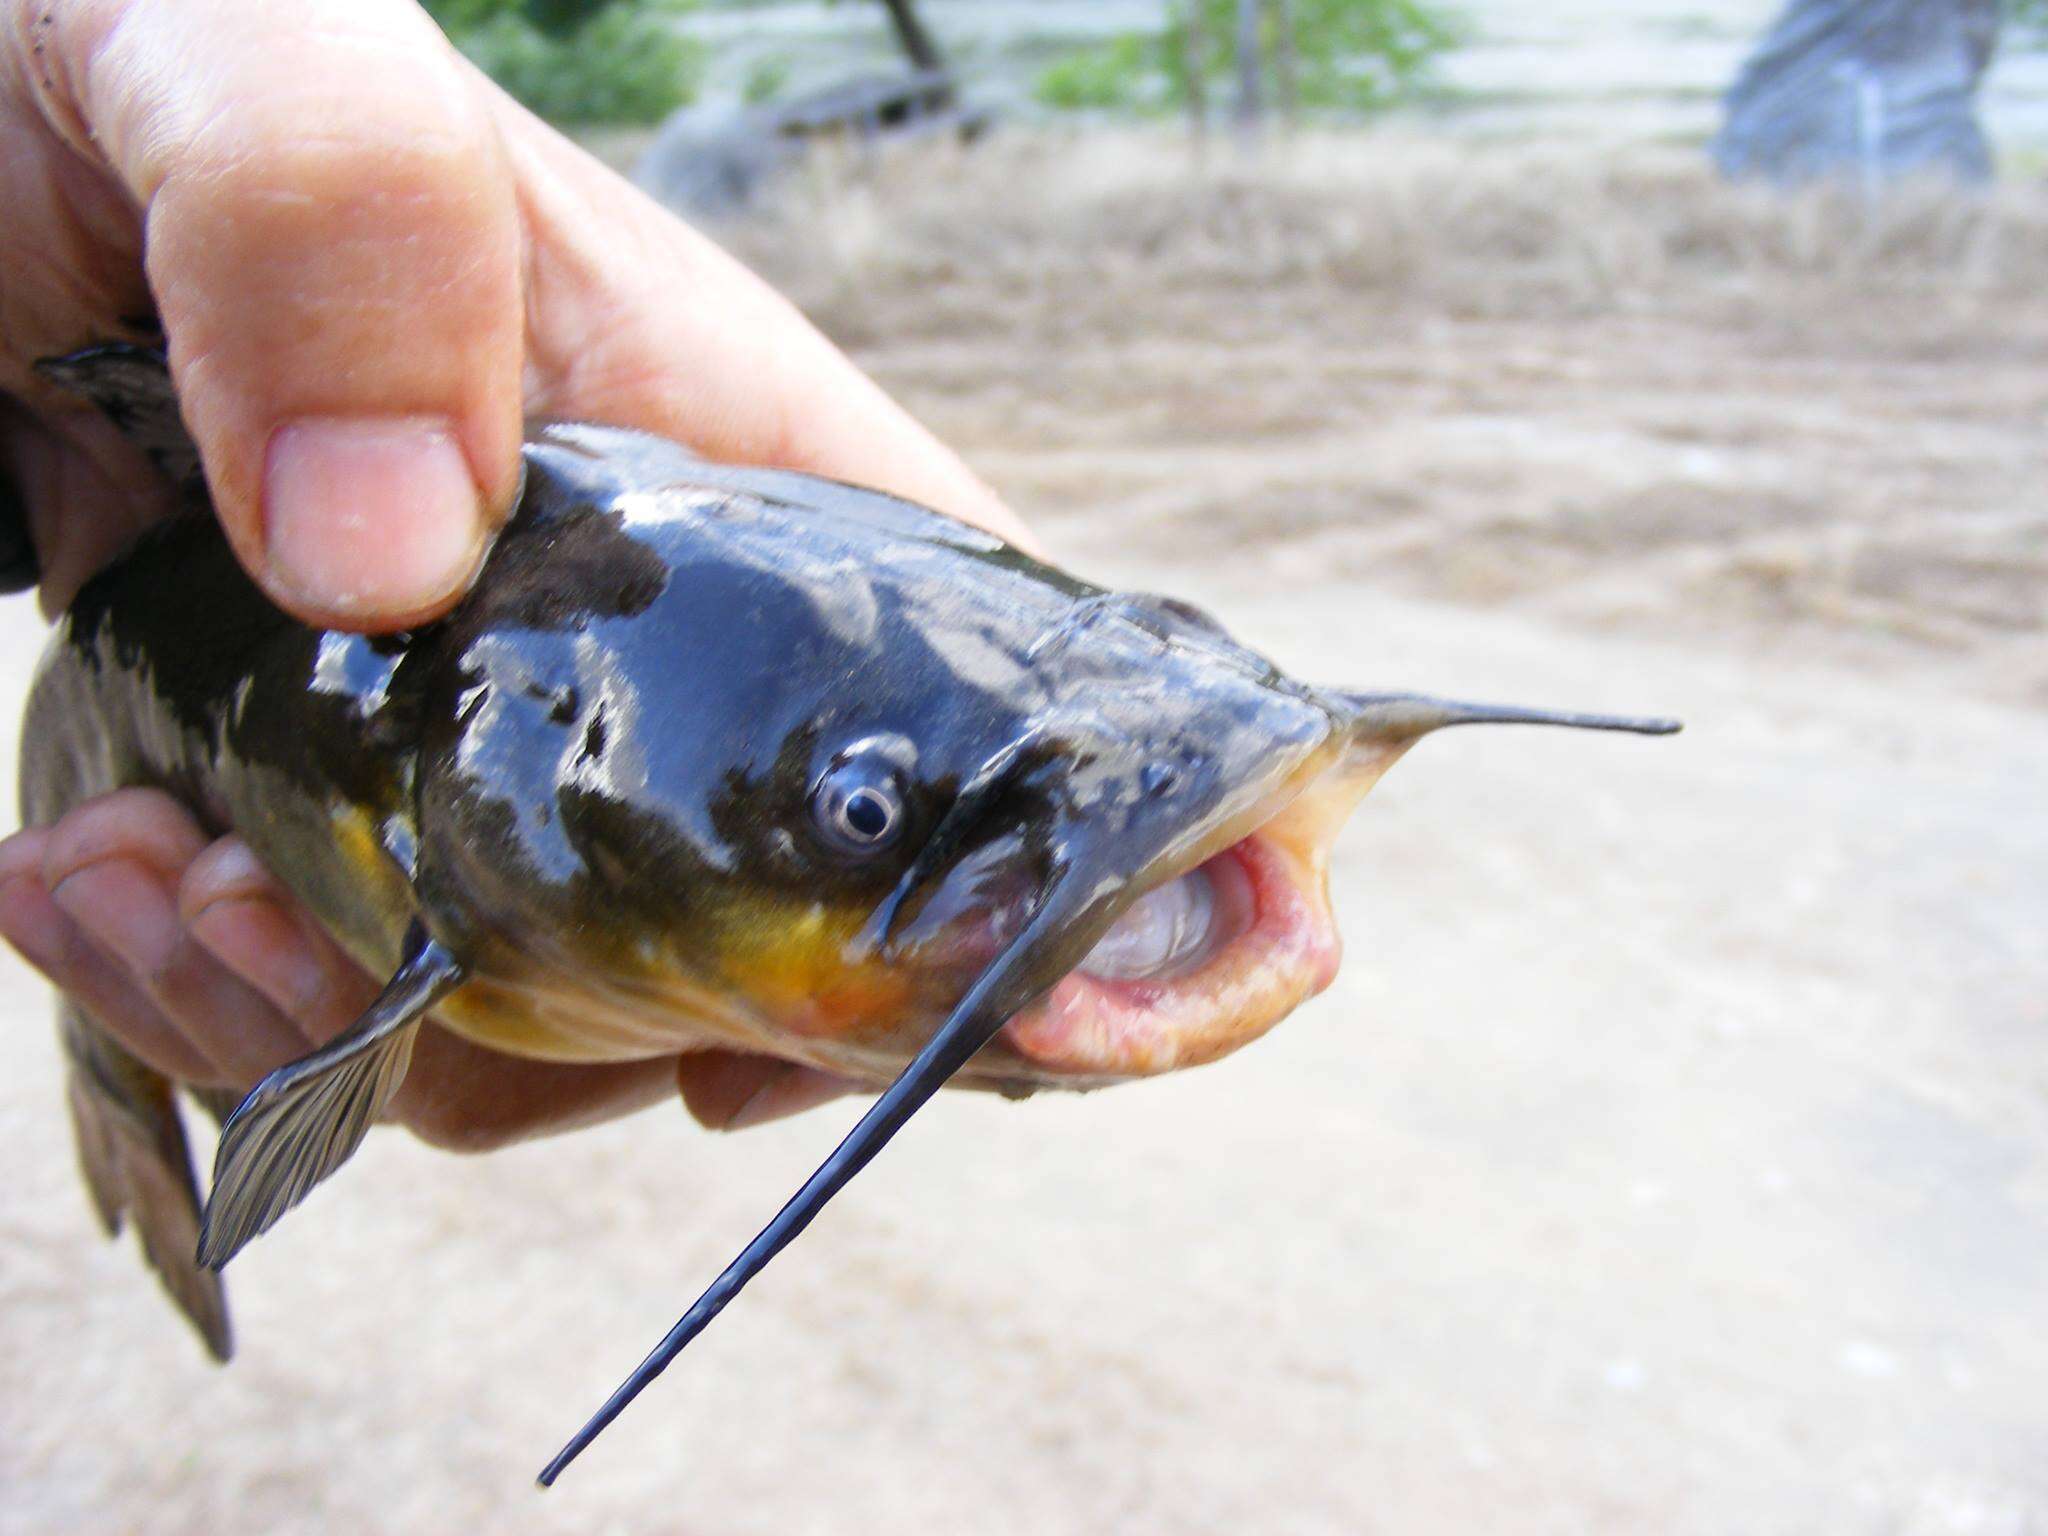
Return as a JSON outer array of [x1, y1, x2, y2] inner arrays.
[[1128, 591, 1229, 639], [1140, 760, 1180, 797]]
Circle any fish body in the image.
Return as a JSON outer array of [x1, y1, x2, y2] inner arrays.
[[27, 420, 1346, 1087], [21, 345, 1677, 1469]]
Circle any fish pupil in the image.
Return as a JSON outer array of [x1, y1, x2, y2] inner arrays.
[[843, 787, 893, 840], [810, 749, 910, 856]]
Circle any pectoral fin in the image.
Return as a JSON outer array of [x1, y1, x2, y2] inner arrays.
[[197, 922, 466, 1270]]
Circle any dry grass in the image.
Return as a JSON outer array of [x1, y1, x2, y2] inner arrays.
[[725, 130, 2048, 334], [696, 133, 2048, 706]]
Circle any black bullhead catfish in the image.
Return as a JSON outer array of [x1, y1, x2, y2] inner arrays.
[[19, 344, 1677, 1482]]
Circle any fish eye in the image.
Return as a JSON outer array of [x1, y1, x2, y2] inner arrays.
[[810, 756, 908, 857]]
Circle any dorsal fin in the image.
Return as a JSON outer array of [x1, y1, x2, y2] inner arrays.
[[34, 343, 202, 491]]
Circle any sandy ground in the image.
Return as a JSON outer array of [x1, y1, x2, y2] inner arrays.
[[4, 139, 2047, 1534]]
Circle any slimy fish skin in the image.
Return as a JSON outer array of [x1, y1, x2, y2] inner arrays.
[[20, 344, 1677, 1479]]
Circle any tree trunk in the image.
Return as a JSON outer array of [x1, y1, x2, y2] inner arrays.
[[1269, 0, 1297, 126], [1181, 0, 1209, 142], [1234, 0, 1264, 141], [877, 0, 944, 73]]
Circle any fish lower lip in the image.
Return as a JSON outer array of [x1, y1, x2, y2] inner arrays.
[[1077, 865, 1223, 982], [1000, 833, 1338, 1081]]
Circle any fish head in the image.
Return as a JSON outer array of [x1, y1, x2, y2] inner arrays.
[[411, 424, 1674, 1090], [523, 564, 1680, 1491], [447, 429, 1681, 1484], [877, 596, 1683, 1087], [864, 588, 1360, 1087]]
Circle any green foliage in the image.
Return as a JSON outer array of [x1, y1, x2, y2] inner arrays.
[[422, 0, 702, 124], [742, 53, 795, 106], [422, 0, 605, 35], [1032, 0, 1462, 117], [1284, 0, 1465, 110], [1034, 35, 1159, 112], [521, 0, 621, 38]]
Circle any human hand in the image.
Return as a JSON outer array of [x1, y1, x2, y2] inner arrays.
[[0, 0, 1028, 1145]]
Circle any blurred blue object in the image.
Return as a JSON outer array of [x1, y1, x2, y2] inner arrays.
[[1713, 0, 1998, 188]]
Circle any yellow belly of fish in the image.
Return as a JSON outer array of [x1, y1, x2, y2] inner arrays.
[[433, 974, 765, 1064]]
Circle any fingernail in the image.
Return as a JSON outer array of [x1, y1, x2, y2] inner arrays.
[[50, 860, 179, 979], [264, 416, 484, 623], [0, 873, 77, 973], [179, 838, 275, 913]]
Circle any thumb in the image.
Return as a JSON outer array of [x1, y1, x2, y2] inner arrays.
[[35, 0, 524, 630]]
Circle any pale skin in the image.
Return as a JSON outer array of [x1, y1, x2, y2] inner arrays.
[[0, 0, 1040, 1148]]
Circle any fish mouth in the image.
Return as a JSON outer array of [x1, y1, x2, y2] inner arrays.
[[996, 793, 1353, 1084], [992, 692, 1679, 1084]]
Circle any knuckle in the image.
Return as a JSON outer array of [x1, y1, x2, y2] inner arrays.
[[0, 829, 50, 883], [157, 79, 502, 252], [141, 60, 520, 413], [177, 836, 281, 916], [99, 784, 191, 819]]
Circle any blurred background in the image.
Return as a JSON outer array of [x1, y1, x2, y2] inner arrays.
[[4, 2, 2045, 1532]]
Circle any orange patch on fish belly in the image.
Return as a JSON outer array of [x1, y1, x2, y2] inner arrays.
[[719, 905, 918, 1043]]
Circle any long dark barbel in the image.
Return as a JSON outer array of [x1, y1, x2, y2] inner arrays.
[[1340, 691, 1682, 742], [537, 870, 1102, 1487], [537, 691, 1680, 1486]]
